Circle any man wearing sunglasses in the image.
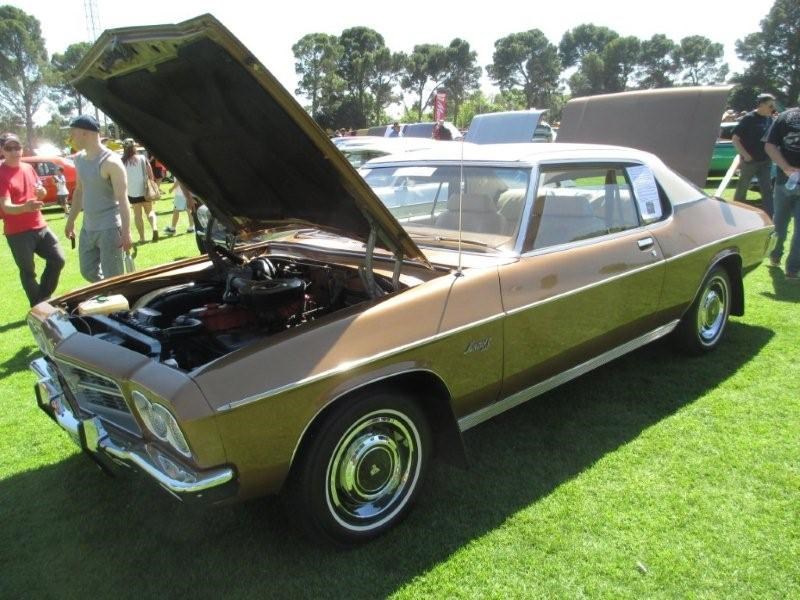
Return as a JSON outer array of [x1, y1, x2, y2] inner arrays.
[[0, 133, 65, 307]]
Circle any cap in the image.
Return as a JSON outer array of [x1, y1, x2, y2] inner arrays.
[[123, 138, 135, 147], [69, 114, 100, 132], [756, 93, 776, 103], [1, 133, 21, 147]]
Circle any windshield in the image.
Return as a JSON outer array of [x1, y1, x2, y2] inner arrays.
[[360, 165, 530, 252]]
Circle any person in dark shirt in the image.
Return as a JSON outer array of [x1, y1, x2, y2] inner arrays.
[[732, 93, 776, 216], [765, 106, 800, 279]]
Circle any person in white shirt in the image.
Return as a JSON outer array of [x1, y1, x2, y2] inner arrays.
[[121, 138, 159, 243]]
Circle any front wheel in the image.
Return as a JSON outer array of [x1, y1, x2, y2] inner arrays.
[[674, 266, 732, 354], [288, 391, 431, 545]]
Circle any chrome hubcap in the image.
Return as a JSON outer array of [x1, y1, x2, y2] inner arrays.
[[697, 275, 728, 343], [326, 410, 420, 531]]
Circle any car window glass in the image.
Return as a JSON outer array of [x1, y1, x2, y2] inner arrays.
[[526, 165, 641, 251], [362, 165, 530, 251]]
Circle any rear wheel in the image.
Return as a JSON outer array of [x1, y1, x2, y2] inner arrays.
[[289, 391, 431, 545], [674, 266, 732, 354]]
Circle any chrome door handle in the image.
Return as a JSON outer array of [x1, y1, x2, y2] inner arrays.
[[637, 237, 654, 250]]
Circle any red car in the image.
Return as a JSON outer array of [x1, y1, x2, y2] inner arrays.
[[21, 156, 77, 204]]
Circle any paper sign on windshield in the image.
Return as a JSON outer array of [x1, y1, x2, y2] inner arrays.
[[627, 165, 662, 221]]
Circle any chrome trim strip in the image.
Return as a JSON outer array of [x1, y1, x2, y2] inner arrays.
[[662, 226, 773, 264], [288, 368, 454, 466], [505, 259, 661, 318], [457, 319, 681, 431], [76, 382, 124, 397], [216, 308, 505, 412]]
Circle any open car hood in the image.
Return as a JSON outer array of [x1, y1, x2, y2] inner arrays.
[[557, 86, 732, 186], [72, 14, 428, 266]]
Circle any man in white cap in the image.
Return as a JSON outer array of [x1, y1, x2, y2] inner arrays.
[[64, 114, 132, 281]]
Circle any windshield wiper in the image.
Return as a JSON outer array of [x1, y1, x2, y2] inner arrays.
[[408, 233, 497, 250]]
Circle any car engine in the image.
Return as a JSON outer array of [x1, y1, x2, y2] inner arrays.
[[68, 252, 375, 371]]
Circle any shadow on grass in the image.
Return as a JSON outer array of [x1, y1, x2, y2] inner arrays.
[[0, 321, 773, 599], [0, 344, 37, 380], [0, 318, 26, 334], [762, 265, 800, 303]]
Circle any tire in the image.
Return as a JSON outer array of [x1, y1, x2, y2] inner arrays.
[[674, 266, 732, 354], [288, 390, 431, 545]]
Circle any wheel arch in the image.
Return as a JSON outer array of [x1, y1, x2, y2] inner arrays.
[[710, 251, 744, 316], [288, 369, 467, 484]]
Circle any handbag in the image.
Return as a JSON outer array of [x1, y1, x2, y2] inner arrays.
[[142, 156, 161, 201], [145, 178, 161, 201]]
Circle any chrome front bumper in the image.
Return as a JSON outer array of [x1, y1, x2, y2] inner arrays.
[[31, 358, 236, 503]]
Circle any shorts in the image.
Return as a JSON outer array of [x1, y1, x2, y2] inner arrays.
[[173, 192, 187, 211], [128, 196, 147, 204], [57, 194, 69, 204]]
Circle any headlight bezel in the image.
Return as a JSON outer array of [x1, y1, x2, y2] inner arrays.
[[131, 390, 192, 458]]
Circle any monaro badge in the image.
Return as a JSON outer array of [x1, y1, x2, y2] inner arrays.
[[464, 337, 492, 354]]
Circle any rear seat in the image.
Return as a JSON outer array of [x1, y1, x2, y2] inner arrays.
[[532, 190, 607, 249]]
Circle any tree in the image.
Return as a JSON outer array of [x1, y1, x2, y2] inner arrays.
[[603, 36, 641, 91], [370, 47, 404, 124], [292, 33, 342, 120], [559, 24, 619, 68], [440, 38, 481, 126], [50, 41, 92, 116], [400, 43, 448, 120], [635, 34, 679, 88], [487, 30, 561, 109], [675, 35, 728, 85], [0, 6, 49, 151], [337, 27, 386, 128], [734, 0, 800, 106]]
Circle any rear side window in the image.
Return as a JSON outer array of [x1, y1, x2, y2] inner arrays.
[[525, 164, 645, 251]]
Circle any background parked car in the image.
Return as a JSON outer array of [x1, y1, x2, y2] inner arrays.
[[708, 122, 738, 177], [465, 110, 553, 144], [21, 156, 76, 204]]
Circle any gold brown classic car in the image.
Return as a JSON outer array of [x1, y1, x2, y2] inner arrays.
[[28, 16, 775, 545]]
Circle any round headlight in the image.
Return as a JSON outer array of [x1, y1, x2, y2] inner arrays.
[[149, 404, 171, 439], [167, 418, 191, 456]]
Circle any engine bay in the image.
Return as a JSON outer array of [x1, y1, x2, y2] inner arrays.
[[66, 250, 397, 371]]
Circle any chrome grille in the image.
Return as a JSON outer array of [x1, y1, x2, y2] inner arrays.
[[53, 359, 141, 436]]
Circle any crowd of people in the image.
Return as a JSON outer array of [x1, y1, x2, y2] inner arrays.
[[727, 93, 800, 279], [0, 114, 198, 307]]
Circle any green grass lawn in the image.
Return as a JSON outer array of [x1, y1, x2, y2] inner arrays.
[[0, 186, 797, 599]]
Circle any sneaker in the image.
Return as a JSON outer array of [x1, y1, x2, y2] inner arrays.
[[786, 270, 799, 280], [769, 256, 781, 267], [152, 230, 159, 242], [186, 227, 195, 233], [164, 226, 176, 235]]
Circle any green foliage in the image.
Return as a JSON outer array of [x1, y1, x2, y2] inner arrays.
[[49, 41, 91, 116], [439, 39, 481, 125], [635, 34, 679, 88], [487, 30, 561, 109], [337, 26, 387, 128], [675, 35, 729, 85], [292, 33, 343, 120], [400, 43, 448, 120], [734, 0, 800, 105], [559, 24, 619, 68], [0, 5, 49, 150]]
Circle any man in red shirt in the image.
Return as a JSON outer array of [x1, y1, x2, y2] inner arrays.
[[0, 133, 65, 306]]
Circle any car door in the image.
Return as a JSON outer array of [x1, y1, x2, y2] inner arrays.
[[498, 162, 667, 399]]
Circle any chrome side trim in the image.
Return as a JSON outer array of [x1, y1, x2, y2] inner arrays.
[[505, 259, 661, 318], [216, 309, 505, 412], [288, 368, 454, 466], [457, 319, 680, 431], [662, 226, 773, 265]]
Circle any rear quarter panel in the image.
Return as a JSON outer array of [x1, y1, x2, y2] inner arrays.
[[652, 197, 773, 319]]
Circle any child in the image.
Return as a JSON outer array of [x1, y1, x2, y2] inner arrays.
[[54, 167, 69, 214], [164, 177, 196, 234]]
